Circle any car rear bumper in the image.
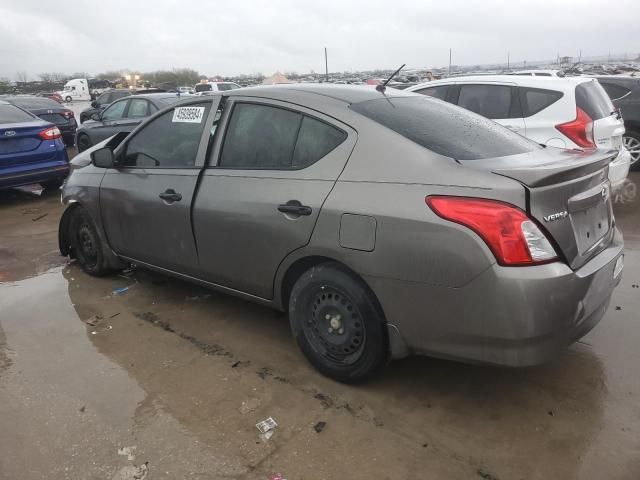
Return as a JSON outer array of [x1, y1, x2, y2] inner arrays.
[[609, 147, 631, 192], [0, 145, 69, 189], [369, 227, 624, 365]]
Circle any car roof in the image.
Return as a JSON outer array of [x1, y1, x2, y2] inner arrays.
[[228, 83, 416, 105], [407, 75, 591, 91], [3, 95, 62, 107]]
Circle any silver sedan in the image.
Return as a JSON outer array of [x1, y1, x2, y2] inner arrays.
[[59, 85, 624, 382]]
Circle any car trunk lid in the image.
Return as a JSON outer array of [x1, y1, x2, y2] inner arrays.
[[0, 121, 47, 164], [461, 147, 617, 270]]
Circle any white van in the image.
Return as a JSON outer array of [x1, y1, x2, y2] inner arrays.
[[57, 79, 91, 102]]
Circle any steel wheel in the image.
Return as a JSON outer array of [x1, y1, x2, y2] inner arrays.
[[76, 221, 99, 270], [305, 286, 366, 365], [624, 134, 640, 166], [289, 263, 388, 382]]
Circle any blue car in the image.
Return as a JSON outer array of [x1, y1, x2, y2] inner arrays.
[[0, 99, 69, 190]]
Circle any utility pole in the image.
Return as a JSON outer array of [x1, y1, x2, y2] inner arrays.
[[324, 47, 329, 82], [448, 48, 452, 77], [507, 52, 510, 70], [578, 49, 582, 63]]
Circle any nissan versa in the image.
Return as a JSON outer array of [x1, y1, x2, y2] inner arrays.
[[58, 85, 624, 382]]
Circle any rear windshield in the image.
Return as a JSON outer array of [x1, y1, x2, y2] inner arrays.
[[350, 96, 537, 161], [195, 84, 212, 92], [0, 104, 34, 123], [576, 81, 614, 120]]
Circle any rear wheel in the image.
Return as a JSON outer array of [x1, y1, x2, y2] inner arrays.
[[624, 131, 640, 171], [77, 133, 92, 152], [69, 207, 110, 276], [40, 179, 63, 190], [65, 96, 72, 103], [289, 263, 388, 383]]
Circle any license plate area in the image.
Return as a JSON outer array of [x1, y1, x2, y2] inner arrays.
[[571, 199, 611, 255]]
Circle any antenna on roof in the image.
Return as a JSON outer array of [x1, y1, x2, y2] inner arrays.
[[376, 64, 406, 92]]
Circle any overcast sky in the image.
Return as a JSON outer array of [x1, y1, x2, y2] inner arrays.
[[1, 0, 639, 80]]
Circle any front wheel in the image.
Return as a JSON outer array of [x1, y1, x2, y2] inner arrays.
[[65, 96, 72, 103], [289, 263, 388, 383], [623, 131, 640, 171], [68, 207, 111, 276]]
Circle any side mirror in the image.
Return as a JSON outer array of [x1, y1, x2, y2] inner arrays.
[[91, 100, 98, 108], [90, 112, 101, 121], [91, 147, 116, 169]]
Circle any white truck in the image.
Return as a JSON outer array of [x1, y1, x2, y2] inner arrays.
[[57, 78, 92, 102]]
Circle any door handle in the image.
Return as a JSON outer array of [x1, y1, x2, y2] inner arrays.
[[278, 200, 312, 216], [504, 124, 520, 132], [159, 189, 182, 202]]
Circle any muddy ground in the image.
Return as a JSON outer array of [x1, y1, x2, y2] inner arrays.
[[1, 150, 639, 479]]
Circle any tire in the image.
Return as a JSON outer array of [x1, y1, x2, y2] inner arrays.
[[76, 133, 92, 152], [289, 262, 388, 383], [40, 179, 63, 190], [623, 130, 640, 171], [68, 207, 111, 276], [65, 96, 72, 103]]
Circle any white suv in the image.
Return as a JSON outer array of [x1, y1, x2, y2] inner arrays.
[[407, 76, 630, 191]]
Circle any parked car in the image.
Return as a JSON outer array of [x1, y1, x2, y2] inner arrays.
[[594, 76, 640, 169], [177, 86, 193, 94], [0, 99, 69, 190], [59, 85, 623, 382], [37, 92, 63, 103], [80, 88, 169, 123], [5, 96, 77, 146], [194, 81, 241, 93], [80, 89, 132, 124], [407, 76, 630, 192], [75, 93, 185, 152]]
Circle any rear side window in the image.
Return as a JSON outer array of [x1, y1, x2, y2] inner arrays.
[[519, 87, 563, 117], [350, 96, 537, 161], [123, 102, 211, 168], [414, 85, 449, 100], [599, 82, 632, 101], [576, 81, 615, 120], [195, 84, 212, 92], [457, 84, 514, 119], [219, 103, 346, 169], [0, 104, 34, 123], [292, 116, 347, 168]]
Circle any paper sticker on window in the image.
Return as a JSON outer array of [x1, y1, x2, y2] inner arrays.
[[172, 106, 205, 123]]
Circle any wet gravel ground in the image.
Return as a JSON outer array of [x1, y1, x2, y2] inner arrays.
[[1, 150, 639, 479]]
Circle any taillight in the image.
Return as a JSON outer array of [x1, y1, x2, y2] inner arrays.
[[426, 196, 558, 266], [555, 107, 595, 149], [39, 127, 62, 140]]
